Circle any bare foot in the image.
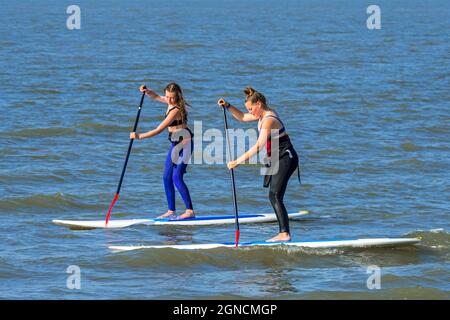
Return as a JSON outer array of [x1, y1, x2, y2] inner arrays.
[[266, 233, 291, 242], [177, 210, 195, 220], [157, 210, 177, 219]]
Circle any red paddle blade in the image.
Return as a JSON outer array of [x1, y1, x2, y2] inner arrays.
[[105, 193, 119, 226], [235, 230, 240, 247]]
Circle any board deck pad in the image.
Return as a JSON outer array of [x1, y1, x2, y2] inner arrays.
[[52, 210, 309, 230], [109, 238, 421, 252]]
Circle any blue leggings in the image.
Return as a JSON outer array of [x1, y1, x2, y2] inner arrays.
[[163, 140, 193, 211]]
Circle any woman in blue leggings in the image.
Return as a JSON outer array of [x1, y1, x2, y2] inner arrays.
[[130, 83, 195, 219]]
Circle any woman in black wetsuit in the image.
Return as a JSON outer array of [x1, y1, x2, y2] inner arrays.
[[218, 86, 299, 242]]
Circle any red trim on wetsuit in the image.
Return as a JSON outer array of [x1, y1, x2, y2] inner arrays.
[[266, 135, 290, 157]]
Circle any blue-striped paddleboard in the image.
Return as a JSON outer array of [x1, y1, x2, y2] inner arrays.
[[52, 210, 309, 230], [109, 237, 421, 252]]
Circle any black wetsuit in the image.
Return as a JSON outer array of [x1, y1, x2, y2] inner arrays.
[[260, 114, 300, 234]]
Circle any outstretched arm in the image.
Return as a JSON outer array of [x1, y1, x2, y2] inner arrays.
[[140, 85, 167, 104], [217, 99, 259, 122], [130, 108, 179, 140], [228, 118, 273, 169]]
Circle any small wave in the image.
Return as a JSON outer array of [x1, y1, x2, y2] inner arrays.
[[0, 193, 104, 212], [334, 111, 351, 117], [1, 127, 76, 138], [404, 229, 450, 249], [109, 244, 344, 268], [303, 88, 338, 94], [79, 169, 98, 175], [352, 166, 382, 174], [320, 167, 349, 174], [414, 126, 449, 135], [429, 228, 445, 233], [0, 259, 30, 279], [400, 143, 421, 152], [391, 159, 424, 167], [393, 107, 419, 114], [0, 174, 65, 184], [386, 79, 416, 87], [29, 88, 62, 94], [318, 149, 344, 155], [77, 122, 130, 132], [160, 42, 207, 49]]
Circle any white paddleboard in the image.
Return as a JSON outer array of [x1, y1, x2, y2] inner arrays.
[[109, 238, 421, 252], [52, 210, 309, 230]]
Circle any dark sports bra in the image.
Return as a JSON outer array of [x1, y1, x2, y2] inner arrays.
[[165, 106, 186, 127]]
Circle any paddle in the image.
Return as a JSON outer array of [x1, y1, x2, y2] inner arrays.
[[222, 104, 240, 247], [105, 87, 146, 226]]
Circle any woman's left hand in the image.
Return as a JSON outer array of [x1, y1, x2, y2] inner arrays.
[[227, 160, 238, 170]]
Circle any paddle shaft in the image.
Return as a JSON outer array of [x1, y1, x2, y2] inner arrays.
[[105, 92, 146, 225], [222, 107, 240, 246]]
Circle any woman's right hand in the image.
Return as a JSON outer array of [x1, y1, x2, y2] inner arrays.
[[130, 132, 140, 140], [218, 98, 229, 108], [139, 85, 148, 93]]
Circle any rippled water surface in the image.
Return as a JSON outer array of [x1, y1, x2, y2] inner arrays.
[[0, 0, 449, 299]]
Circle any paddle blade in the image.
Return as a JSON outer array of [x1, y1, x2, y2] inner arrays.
[[235, 230, 240, 247], [105, 193, 119, 226]]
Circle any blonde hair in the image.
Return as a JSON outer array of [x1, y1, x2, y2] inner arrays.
[[165, 82, 189, 123], [244, 86, 267, 108]]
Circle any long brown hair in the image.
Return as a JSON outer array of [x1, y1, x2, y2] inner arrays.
[[243, 86, 268, 109], [165, 82, 189, 124]]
